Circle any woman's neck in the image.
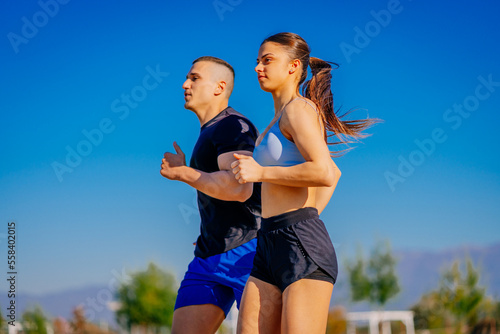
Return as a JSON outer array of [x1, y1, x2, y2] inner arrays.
[[272, 88, 300, 116]]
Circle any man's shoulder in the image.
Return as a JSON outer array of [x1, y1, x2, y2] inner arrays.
[[216, 107, 257, 131], [224, 106, 246, 118]]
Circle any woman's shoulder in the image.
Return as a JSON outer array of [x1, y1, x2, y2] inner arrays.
[[283, 97, 319, 122], [278, 98, 323, 140]]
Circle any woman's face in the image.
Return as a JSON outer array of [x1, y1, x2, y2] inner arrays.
[[255, 42, 293, 93]]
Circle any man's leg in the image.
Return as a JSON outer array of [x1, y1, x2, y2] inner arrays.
[[172, 304, 225, 334], [173, 255, 236, 333]]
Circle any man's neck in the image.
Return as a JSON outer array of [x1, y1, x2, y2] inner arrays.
[[197, 101, 229, 127]]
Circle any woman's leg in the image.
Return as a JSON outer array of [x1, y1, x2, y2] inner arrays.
[[237, 276, 283, 334], [281, 279, 333, 334]]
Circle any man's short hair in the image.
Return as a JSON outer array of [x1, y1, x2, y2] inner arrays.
[[193, 56, 235, 79]]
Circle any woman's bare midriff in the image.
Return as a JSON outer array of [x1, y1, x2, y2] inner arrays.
[[261, 182, 316, 218]]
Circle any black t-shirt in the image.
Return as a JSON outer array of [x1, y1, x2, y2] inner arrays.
[[190, 107, 261, 258]]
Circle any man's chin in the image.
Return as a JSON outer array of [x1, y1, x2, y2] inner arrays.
[[184, 102, 196, 112]]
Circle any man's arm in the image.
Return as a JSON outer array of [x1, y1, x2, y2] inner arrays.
[[160, 142, 253, 202]]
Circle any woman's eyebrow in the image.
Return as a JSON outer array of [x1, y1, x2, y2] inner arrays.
[[257, 53, 274, 62]]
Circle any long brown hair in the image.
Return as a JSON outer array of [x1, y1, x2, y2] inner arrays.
[[262, 32, 380, 155]]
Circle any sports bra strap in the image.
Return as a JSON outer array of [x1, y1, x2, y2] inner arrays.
[[297, 97, 319, 115], [278, 97, 322, 127]]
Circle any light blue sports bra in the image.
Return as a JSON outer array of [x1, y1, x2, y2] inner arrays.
[[253, 98, 318, 167]]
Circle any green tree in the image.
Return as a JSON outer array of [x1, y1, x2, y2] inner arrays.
[[21, 305, 48, 334], [346, 240, 400, 308], [411, 291, 451, 330], [475, 297, 500, 328], [438, 258, 485, 333], [412, 258, 489, 332], [116, 262, 177, 332]]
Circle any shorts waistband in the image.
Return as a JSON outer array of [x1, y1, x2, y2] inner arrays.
[[261, 207, 319, 233]]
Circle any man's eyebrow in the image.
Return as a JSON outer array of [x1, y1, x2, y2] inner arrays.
[[186, 72, 201, 79]]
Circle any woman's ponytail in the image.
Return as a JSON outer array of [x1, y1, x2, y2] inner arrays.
[[303, 57, 380, 155]]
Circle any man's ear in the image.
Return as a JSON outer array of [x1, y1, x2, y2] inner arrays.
[[214, 80, 227, 96]]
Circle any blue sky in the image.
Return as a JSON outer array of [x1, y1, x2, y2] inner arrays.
[[1, 0, 499, 297]]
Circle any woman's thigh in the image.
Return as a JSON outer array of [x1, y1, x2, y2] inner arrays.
[[237, 276, 282, 334], [281, 278, 333, 334]]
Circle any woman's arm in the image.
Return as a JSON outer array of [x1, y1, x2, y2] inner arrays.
[[232, 101, 337, 187], [316, 160, 342, 214]]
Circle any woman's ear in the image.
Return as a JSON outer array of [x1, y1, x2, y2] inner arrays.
[[289, 59, 301, 74]]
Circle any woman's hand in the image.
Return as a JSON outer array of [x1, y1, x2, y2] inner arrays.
[[231, 153, 263, 184]]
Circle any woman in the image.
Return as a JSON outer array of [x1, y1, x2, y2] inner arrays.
[[231, 32, 378, 333]]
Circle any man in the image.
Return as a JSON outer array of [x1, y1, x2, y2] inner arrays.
[[160, 56, 261, 333]]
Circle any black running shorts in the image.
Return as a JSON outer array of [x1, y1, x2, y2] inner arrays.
[[250, 207, 338, 292]]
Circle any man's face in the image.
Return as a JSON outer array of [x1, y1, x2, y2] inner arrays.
[[182, 61, 217, 112]]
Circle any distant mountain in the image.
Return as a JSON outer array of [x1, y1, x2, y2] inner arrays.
[[332, 242, 500, 311], [0, 285, 118, 328], [394, 242, 500, 307], [2, 242, 499, 325]]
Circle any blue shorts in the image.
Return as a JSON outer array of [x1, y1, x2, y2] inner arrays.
[[174, 238, 257, 317]]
